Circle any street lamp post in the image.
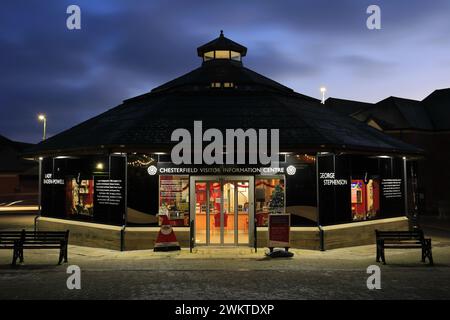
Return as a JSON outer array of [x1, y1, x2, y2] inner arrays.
[[36, 156, 43, 231], [36, 114, 46, 231], [320, 87, 327, 104], [38, 114, 47, 140]]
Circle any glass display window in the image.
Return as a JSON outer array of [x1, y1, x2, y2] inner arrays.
[[66, 178, 94, 217], [351, 179, 380, 221], [255, 178, 285, 226], [159, 175, 189, 226]]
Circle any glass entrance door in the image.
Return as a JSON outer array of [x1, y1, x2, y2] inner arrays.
[[209, 181, 221, 245], [192, 177, 253, 246], [194, 180, 221, 245], [223, 181, 250, 244]]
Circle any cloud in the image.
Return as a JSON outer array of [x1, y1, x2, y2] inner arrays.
[[333, 54, 394, 77], [1, 0, 450, 142]]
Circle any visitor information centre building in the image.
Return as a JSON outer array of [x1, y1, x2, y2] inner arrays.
[[26, 32, 421, 251]]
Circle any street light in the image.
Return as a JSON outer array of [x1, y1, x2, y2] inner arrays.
[[38, 114, 47, 141], [36, 114, 46, 230], [320, 87, 327, 104]]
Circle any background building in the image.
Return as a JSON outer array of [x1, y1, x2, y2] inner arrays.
[[326, 88, 450, 218], [0, 135, 38, 206]]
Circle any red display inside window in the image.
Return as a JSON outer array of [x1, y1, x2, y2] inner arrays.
[[351, 179, 380, 221], [159, 175, 189, 226]]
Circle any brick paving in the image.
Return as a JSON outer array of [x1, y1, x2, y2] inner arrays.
[[1, 213, 450, 299]]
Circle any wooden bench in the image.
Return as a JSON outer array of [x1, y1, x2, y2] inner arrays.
[[375, 229, 433, 265], [0, 230, 69, 266]]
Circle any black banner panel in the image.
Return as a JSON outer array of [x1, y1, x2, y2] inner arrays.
[[379, 157, 405, 217], [40, 155, 126, 225], [93, 171, 125, 225], [318, 154, 405, 226], [285, 154, 317, 226], [317, 154, 351, 225]]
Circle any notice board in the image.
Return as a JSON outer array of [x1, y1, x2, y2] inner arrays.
[[268, 214, 290, 248]]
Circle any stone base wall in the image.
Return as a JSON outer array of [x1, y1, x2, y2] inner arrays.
[[37, 217, 123, 250], [37, 216, 409, 251], [322, 217, 409, 250]]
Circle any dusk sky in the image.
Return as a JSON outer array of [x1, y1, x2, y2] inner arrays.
[[1, 0, 449, 143]]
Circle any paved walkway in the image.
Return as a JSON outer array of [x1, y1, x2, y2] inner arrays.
[[1, 214, 450, 299]]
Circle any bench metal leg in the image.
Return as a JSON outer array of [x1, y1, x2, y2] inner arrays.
[[376, 242, 381, 262], [381, 248, 386, 264], [58, 249, 64, 265], [376, 240, 386, 264], [421, 244, 426, 262], [11, 247, 19, 266], [58, 242, 68, 265], [64, 244, 68, 263], [11, 248, 17, 266], [19, 249, 24, 263], [428, 251, 434, 265], [423, 239, 433, 265]]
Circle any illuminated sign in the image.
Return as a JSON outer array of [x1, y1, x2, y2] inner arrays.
[[147, 165, 288, 176], [42, 173, 64, 185], [320, 172, 348, 186]]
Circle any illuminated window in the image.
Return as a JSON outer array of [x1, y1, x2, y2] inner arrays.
[[203, 51, 214, 61], [230, 51, 241, 61], [203, 50, 241, 62], [214, 50, 230, 59], [211, 82, 235, 88]]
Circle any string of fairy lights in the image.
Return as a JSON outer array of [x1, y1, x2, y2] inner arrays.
[[127, 153, 315, 167], [128, 154, 156, 168], [295, 154, 316, 163]]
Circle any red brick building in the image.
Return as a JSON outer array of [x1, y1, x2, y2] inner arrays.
[[0, 135, 38, 205]]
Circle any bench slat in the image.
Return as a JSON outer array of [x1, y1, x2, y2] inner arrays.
[[21, 246, 63, 249], [21, 241, 63, 244], [22, 237, 67, 239], [383, 241, 422, 244], [383, 245, 423, 249], [378, 235, 421, 237], [22, 234, 67, 237]]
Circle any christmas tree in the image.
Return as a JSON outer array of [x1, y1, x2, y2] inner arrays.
[[269, 184, 284, 214]]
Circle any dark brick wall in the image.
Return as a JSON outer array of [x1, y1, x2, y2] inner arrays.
[[387, 130, 450, 216]]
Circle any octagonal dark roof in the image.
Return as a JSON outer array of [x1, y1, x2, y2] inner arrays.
[[25, 33, 422, 157]]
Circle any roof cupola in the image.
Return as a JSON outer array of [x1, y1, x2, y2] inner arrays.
[[197, 30, 247, 64]]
